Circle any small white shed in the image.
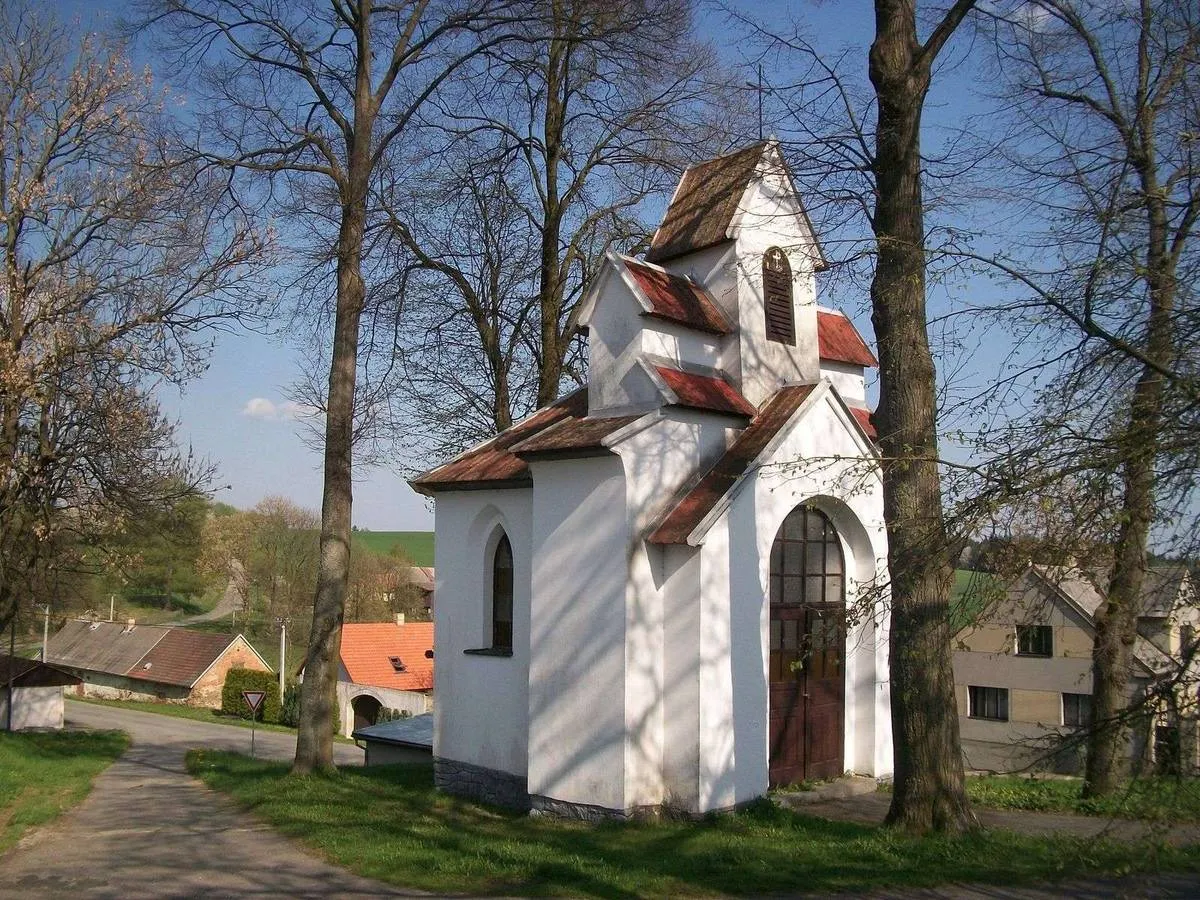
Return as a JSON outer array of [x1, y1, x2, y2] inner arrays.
[[1, 654, 81, 731]]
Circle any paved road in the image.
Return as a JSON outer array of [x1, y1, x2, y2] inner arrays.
[[0, 701, 417, 899]]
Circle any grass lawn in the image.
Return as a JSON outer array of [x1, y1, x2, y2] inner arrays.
[[0, 729, 129, 853], [963, 775, 1200, 822], [71, 697, 354, 743], [187, 752, 1200, 898]]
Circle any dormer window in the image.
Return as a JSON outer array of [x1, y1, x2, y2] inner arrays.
[[763, 247, 795, 345], [389, 656, 407, 672]]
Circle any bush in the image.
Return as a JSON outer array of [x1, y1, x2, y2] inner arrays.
[[376, 707, 412, 724], [221, 668, 281, 723], [280, 683, 301, 728]]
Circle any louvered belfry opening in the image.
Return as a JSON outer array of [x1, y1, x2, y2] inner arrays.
[[763, 247, 795, 344]]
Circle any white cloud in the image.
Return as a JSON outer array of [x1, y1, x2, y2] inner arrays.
[[280, 400, 321, 420], [242, 397, 278, 419]]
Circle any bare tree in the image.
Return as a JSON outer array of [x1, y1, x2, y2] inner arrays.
[[978, 0, 1200, 797], [0, 7, 267, 636], [867, 0, 981, 834], [138, 0, 529, 773]]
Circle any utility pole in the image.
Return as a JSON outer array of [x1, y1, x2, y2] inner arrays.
[[41, 605, 50, 662], [275, 616, 288, 697]]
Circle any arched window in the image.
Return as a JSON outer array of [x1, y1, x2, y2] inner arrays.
[[491, 534, 514, 651], [763, 247, 795, 345], [769, 505, 844, 607]]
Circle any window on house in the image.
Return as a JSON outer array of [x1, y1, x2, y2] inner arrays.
[[1063, 693, 1091, 727], [1016, 624, 1053, 657], [492, 534, 514, 652], [968, 685, 1009, 721], [769, 505, 844, 607], [762, 247, 795, 345]]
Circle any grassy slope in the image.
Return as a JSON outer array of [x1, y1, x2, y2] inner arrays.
[[0, 730, 129, 853], [353, 531, 434, 566], [188, 752, 1200, 898], [950, 569, 1001, 633], [965, 775, 1200, 822]]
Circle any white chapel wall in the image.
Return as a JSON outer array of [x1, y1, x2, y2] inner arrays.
[[432, 490, 532, 779]]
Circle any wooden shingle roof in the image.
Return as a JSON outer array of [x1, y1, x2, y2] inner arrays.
[[818, 311, 878, 367], [645, 144, 767, 263], [655, 366, 756, 418], [624, 259, 733, 335]]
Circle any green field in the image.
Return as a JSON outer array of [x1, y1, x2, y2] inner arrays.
[[353, 530, 434, 566], [950, 569, 1001, 633]]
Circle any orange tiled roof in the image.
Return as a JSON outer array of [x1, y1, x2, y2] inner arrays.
[[339, 622, 434, 692]]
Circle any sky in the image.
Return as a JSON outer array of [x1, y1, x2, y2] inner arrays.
[[99, 1, 1003, 532]]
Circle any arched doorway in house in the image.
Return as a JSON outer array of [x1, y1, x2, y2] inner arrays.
[[768, 503, 847, 786], [351, 693, 383, 731]]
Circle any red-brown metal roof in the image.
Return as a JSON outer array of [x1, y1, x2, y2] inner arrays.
[[849, 406, 877, 439], [125, 629, 240, 688], [646, 143, 766, 264], [512, 413, 642, 457], [410, 391, 589, 494], [624, 259, 733, 336], [649, 384, 817, 545], [655, 366, 756, 418], [818, 311, 877, 367]]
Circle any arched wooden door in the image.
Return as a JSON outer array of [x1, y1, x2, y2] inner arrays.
[[768, 504, 846, 786]]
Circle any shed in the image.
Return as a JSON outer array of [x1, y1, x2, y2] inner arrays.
[[352, 713, 433, 766], [0, 654, 81, 730]]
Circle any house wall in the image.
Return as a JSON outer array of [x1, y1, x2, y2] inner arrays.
[[337, 682, 432, 737], [189, 636, 271, 708], [954, 570, 1139, 773], [526, 455, 629, 815], [432, 489, 533, 806], [68, 671, 191, 704], [0, 686, 65, 730]]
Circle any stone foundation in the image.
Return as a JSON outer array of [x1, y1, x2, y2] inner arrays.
[[434, 758, 530, 811]]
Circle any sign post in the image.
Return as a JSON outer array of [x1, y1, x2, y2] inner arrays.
[[242, 690, 266, 757]]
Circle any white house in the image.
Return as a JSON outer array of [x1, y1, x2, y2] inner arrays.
[[412, 141, 893, 819]]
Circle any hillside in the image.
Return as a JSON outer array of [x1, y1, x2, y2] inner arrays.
[[353, 531, 435, 566]]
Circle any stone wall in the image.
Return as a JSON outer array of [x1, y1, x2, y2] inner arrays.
[[190, 636, 271, 708], [434, 757, 530, 811]]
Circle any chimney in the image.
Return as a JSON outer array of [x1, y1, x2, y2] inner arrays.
[[394, 613, 405, 627]]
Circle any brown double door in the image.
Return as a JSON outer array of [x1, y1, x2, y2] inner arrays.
[[768, 602, 845, 786]]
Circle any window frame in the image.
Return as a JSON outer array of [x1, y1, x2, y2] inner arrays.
[[1062, 692, 1091, 727], [464, 530, 515, 657], [968, 685, 1009, 722], [1016, 624, 1053, 657], [762, 247, 795, 345]]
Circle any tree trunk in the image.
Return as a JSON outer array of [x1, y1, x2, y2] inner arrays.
[[535, 20, 567, 408], [293, 5, 375, 774], [869, 0, 976, 833], [1084, 174, 1174, 797]]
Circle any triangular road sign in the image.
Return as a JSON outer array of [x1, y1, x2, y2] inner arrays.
[[242, 690, 266, 713]]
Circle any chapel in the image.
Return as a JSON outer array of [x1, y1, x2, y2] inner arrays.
[[411, 140, 893, 817]]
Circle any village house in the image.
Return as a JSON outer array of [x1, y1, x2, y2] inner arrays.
[[301, 616, 434, 736], [46, 619, 271, 707], [412, 141, 892, 818], [954, 563, 1200, 774]]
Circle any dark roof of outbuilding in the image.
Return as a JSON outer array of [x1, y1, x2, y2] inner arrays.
[[0, 653, 81, 688], [124, 629, 239, 688], [649, 384, 817, 545], [646, 144, 767, 263]]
